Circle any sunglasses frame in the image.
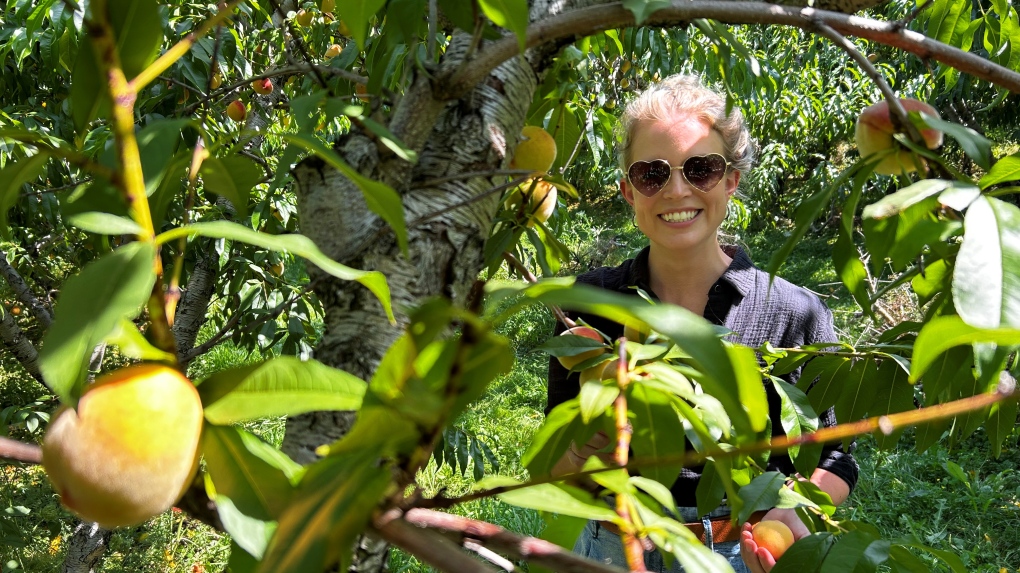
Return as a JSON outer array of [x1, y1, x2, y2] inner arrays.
[[626, 153, 733, 196]]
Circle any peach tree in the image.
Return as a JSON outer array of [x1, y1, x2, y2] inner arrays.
[[0, 0, 1018, 572]]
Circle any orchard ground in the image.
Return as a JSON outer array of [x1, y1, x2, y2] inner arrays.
[[1, 226, 1018, 572]]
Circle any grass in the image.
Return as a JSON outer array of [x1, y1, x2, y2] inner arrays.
[[2, 230, 1018, 572]]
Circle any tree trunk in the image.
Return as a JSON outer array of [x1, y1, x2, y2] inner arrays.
[[0, 307, 43, 384], [172, 240, 220, 367], [60, 520, 112, 573]]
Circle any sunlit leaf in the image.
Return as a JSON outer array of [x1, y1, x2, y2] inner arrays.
[[953, 196, 1020, 329]]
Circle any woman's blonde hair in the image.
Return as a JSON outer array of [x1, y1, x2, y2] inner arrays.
[[618, 74, 756, 174]]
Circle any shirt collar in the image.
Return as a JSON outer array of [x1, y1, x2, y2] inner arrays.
[[627, 244, 757, 298]]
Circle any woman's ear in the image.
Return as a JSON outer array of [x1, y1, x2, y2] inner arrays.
[[726, 170, 741, 198], [620, 178, 635, 206]]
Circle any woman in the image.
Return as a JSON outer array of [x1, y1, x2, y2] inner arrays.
[[545, 74, 858, 572]]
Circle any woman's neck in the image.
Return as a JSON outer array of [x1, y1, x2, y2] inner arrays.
[[647, 241, 733, 313]]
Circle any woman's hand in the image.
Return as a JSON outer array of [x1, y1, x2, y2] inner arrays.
[[739, 509, 808, 573], [549, 430, 614, 479]]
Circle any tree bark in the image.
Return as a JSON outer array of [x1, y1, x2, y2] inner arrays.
[[60, 520, 112, 573], [0, 249, 52, 331], [172, 240, 220, 367], [0, 307, 43, 384]]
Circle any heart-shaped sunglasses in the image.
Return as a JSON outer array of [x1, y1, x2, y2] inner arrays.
[[626, 153, 732, 196]]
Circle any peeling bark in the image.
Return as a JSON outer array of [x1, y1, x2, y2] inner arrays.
[[0, 307, 43, 384], [61, 520, 112, 573], [0, 249, 52, 331], [172, 240, 220, 367]]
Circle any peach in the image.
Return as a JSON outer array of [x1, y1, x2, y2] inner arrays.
[[556, 326, 607, 371], [42, 364, 203, 528], [252, 78, 273, 95], [751, 520, 795, 560], [510, 126, 557, 173], [855, 98, 943, 175], [226, 100, 247, 122]]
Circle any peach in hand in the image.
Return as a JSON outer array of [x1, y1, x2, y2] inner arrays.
[[42, 364, 204, 528], [855, 98, 943, 175], [751, 520, 795, 560]]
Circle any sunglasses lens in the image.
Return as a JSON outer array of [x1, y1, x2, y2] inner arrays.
[[628, 160, 672, 197], [683, 154, 727, 191]]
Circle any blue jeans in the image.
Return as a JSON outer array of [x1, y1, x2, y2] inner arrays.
[[572, 519, 750, 572]]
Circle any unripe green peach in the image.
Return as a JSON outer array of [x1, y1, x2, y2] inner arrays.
[[42, 364, 203, 528], [510, 126, 557, 173]]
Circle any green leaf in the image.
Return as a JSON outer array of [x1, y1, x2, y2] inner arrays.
[[918, 113, 991, 170], [279, 133, 407, 256], [203, 425, 300, 521], [135, 119, 191, 197], [40, 242, 156, 404], [211, 493, 276, 561], [861, 180, 959, 220], [735, 471, 786, 523], [694, 460, 726, 517], [156, 220, 393, 322], [107, 0, 162, 80], [258, 452, 390, 573], [0, 153, 48, 239], [801, 357, 851, 413], [496, 481, 618, 521], [894, 540, 968, 573], [104, 319, 175, 362], [628, 384, 685, 487], [869, 360, 915, 450], [819, 529, 888, 573], [834, 358, 879, 431], [335, 0, 387, 50], [478, 0, 529, 51], [980, 153, 1020, 189], [833, 169, 872, 314], [911, 315, 1020, 381], [772, 378, 819, 460], [953, 196, 1020, 329], [578, 382, 618, 424], [66, 212, 144, 236], [987, 391, 1019, 457], [198, 357, 367, 424], [522, 402, 583, 476], [621, 0, 671, 24], [200, 156, 262, 218], [772, 532, 836, 572], [71, 37, 107, 130]]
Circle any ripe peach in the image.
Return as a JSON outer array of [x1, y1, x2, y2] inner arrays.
[[321, 0, 335, 12], [42, 364, 203, 528], [210, 72, 222, 90], [855, 98, 943, 175], [226, 100, 247, 122], [355, 83, 370, 101], [526, 180, 557, 225], [557, 326, 607, 371], [324, 44, 342, 59], [751, 520, 795, 560], [252, 78, 273, 95], [510, 126, 557, 173], [578, 358, 620, 385], [295, 9, 314, 26]]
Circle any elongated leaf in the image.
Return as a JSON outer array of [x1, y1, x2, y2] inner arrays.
[[203, 425, 299, 521], [40, 242, 156, 404], [833, 169, 872, 314], [66, 212, 144, 236], [869, 360, 915, 449], [861, 179, 956, 220], [108, 0, 162, 79], [628, 384, 685, 487], [772, 532, 836, 572], [157, 220, 393, 322], [280, 133, 407, 255], [988, 387, 1018, 456], [0, 153, 48, 239], [257, 453, 390, 573], [578, 382, 618, 424], [772, 378, 819, 460], [495, 480, 618, 522], [911, 315, 1020, 382], [735, 472, 787, 523], [478, 0, 528, 51], [694, 460, 726, 517], [953, 196, 1020, 329], [214, 494, 276, 561], [819, 529, 888, 573], [71, 37, 107, 130], [621, 0, 671, 24], [200, 156, 261, 218], [835, 359, 879, 437], [199, 357, 367, 424], [919, 114, 991, 169], [104, 319, 174, 362], [522, 402, 583, 476], [803, 357, 851, 413], [979, 153, 1020, 189], [335, 0, 387, 50]]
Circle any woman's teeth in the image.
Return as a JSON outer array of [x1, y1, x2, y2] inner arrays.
[[661, 210, 699, 223]]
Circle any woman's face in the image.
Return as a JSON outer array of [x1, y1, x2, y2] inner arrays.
[[620, 112, 740, 255]]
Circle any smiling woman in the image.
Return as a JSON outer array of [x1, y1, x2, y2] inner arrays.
[[544, 74, 858, 573]]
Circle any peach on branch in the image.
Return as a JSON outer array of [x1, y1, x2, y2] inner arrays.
[[42, 364, 203, 529], [556, 326, 608, 371], [324, 44, 342, 59], [510, 126, 557, 173], [525, 180, 557, 225], [226, 100, 247, 122], [295, 9, 314, 26], [855, 98, 943, 175], [751, 520, 795, 560], [252, 78, 274, 95]]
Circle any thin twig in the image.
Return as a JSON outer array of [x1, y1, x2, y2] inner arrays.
[[502, 252, 575, 329], [895, 0, 933, 30], [266, 0, 329, 89], [0, 436, 42, 465]]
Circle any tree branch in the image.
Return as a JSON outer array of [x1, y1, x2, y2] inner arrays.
[[0, 250, 52, 330], [374, 509, 500, 573], [442, 2, 1020, 98], [381, 508, 625, 573], [0, 436, 42, 465]]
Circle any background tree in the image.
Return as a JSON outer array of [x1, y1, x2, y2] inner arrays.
[[1, 0, 1019, 572]]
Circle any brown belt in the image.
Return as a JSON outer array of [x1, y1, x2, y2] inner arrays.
[[599, 510, 767, 544]]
